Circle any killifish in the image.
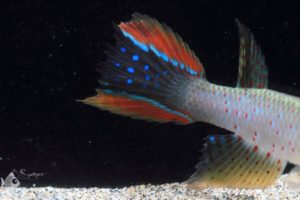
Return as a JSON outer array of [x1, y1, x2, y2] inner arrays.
[[80, 13, 300, 189]]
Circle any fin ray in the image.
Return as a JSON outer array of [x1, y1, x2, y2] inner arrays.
[[80, 13, 209, 124], [236, 19, 268, 88], [80, 90, 192, 124], [119, 13, 205, 78], [186, 134, 287, 188]]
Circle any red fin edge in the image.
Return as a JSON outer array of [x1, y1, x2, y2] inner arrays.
[[80, 91, 192, 124], [119, 13, 205, 77]]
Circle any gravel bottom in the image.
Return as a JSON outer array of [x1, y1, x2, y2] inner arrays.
[[0, 175, 299, 200]]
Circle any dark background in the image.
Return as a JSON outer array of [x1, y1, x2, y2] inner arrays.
[[1, 0, 299, 187]]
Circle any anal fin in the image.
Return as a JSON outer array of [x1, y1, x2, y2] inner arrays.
[[185, 134, 287, 188]]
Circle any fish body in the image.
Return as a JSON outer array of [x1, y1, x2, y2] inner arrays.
[[80, 13, 299, 188], [184, 80, 300, 165]]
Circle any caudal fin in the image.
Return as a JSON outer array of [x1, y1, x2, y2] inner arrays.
[[80, 13, 206, 124]]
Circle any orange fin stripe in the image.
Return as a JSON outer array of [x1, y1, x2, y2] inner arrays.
[[119, 13, 205, 77], [82, 93, 191, 124]]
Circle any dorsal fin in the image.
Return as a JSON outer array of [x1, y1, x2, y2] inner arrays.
[[119, 13, 206, 78], [185, 134, 287, 188], [236, 19, 268, 88]]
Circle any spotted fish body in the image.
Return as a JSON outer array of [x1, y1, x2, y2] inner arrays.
[[184, 80, 300, 164], [80, 13, 299, 188]]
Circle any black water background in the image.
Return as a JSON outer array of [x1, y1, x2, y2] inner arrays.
[[0, 0, 299, 187]]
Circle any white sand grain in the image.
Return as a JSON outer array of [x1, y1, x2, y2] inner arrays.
[[0, 175, 299, 200]]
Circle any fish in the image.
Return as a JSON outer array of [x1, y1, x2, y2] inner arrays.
[[79, 13, 300, 189]]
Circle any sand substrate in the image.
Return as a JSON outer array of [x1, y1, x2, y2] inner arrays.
[[0, 175, 299, 200]]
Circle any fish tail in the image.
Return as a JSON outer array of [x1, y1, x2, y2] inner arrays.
[[80, 13, 207, 124]]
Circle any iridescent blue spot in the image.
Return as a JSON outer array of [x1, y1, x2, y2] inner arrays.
[[170, 58, 174, 65], [156, 73, 160, 78], [190, 69, 194, 75], [127, 79, 133, 84], [132, 55, 139, 61], [190, 69, 195, 75], [127, 67, 135, 73], [161, 53, 169, 62], [172, 60, 178, 66], [190, 69, 197, 75], [114, 62, 121, 68], [120, 47, 126, 53], [209, 135, 215, 143], [187, 68, 192, 74], [180, 63, 185, 69], [145, 75, 150, 81], [144, 64, 149, 71], [163, 70, 168, 75]]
